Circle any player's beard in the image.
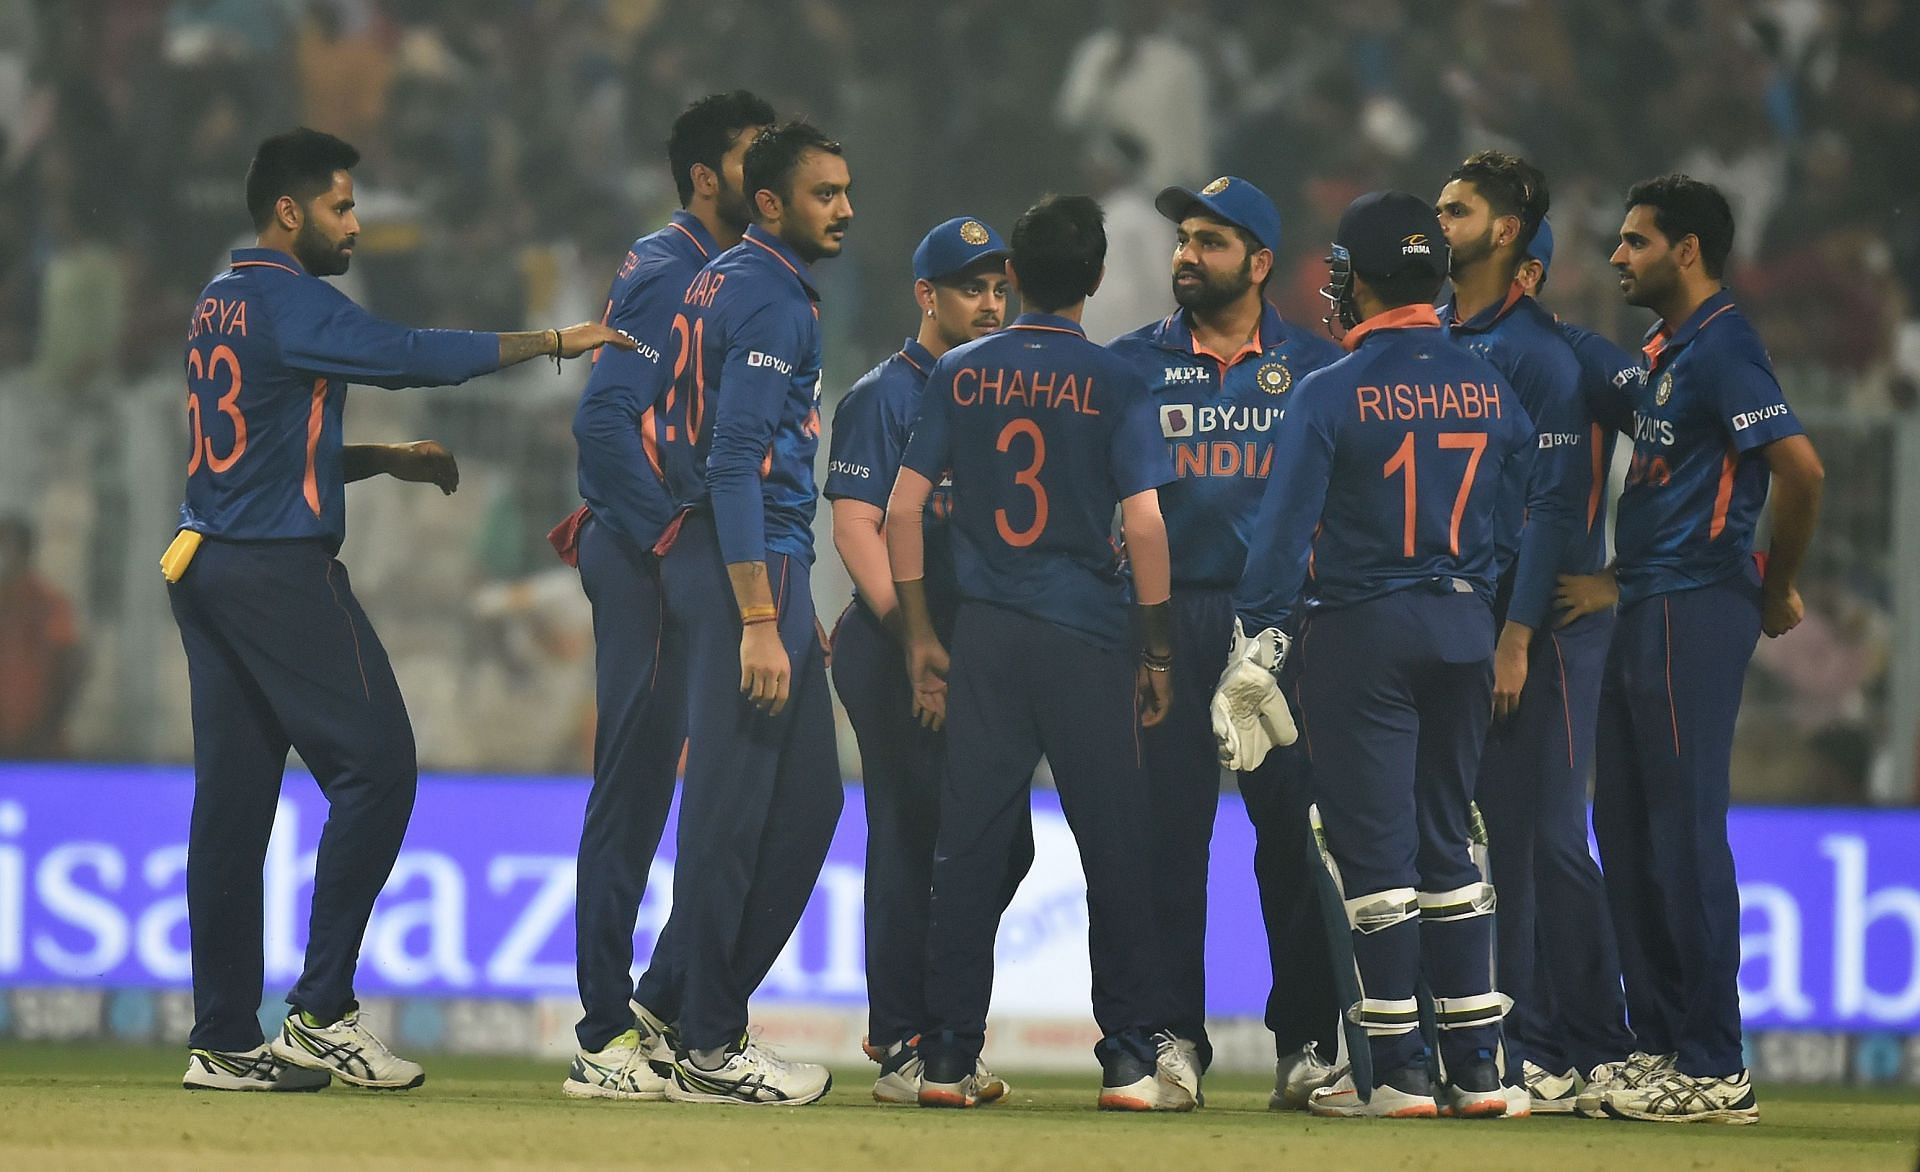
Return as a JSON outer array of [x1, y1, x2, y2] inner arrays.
[[715, 178, 752, 236], [1447, 223, 1496, 278], [294, 220, 353, 276], [1172, 256, 1253, 314], [793, 217, 850, 263], [1619, 255, 1677, 309]]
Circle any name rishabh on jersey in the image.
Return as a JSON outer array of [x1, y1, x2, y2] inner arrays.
[[1108, 303, 1343, 589], [180, 248, 498, 549], [1594, 289, 1803, 605], [900, 312, 1172, 650]]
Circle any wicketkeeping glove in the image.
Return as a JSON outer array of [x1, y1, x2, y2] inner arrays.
[[1209, 618, 1298, 771]]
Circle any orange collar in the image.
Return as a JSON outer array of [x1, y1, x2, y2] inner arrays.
[[1343, 304, 1441, 351]]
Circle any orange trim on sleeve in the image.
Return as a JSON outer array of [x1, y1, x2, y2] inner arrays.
[[303, 378, 327, 516], [639, 405, 666, 479], [1708, 443, 1737, 540]]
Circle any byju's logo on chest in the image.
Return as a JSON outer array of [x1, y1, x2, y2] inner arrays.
[[1161, 404, 1194, 437]]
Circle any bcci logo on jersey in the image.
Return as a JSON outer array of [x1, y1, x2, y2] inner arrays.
[[1257, 363, 1291, 395], [1656, 371, 1674, 405]]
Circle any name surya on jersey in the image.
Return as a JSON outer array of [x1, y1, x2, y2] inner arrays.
[[950, 365, 1102, 413], [1354, 380, 1507, 422]]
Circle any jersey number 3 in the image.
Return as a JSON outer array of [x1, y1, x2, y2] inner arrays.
[[994, 418, 1048, 547], [1382, 431, 1487, 557]]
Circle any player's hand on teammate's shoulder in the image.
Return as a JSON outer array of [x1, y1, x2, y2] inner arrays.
[[388, 440, 460, 495], [1553, 568, 1619, 627], [904, 637, 949, 731], [1761, 582, 1804, 639], [557, 322, 640, 358]]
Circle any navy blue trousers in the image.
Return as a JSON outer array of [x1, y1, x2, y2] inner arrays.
[[1293, 589, 1500, 1075], [923, 604, 1161, 1065], [572, 514, 687, 1051], [168, 539, 416, 1052], [830, 599, 1033, 1048], [640, 515, 842, 1052], [1141, 588, 1336, 1069], [1593, 574, 1758, 1077], [1477, 606, 1633, 1077]]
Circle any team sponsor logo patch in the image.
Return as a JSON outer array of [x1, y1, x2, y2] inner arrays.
[[1656, 371, 1674, 406], [1160, 403, 1194, 438], [1401, 233, 1433, 257], [748, 350, 794, 374], [959, 220, 990, 245], [1163, 365, 1211, 385], [1202, 177, 1231, 195], [1731, 403, 1789, 431], [1257, 362, 1292, 395]]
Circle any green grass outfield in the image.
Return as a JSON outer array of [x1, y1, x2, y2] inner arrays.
[[2, 1043, 1916, 1171]]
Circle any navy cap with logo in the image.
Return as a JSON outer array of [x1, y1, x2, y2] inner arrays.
[[1153, 175, 1281, 255], [1334, 190, 1449, 281], [1525, 216, 1554, 285], [913, 216, 1010, 282]]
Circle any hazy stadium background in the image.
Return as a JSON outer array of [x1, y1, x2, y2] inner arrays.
[[0, 0, 1915, 1084]]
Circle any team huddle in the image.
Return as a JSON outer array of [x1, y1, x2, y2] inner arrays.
[[166, 88, 1822, 1127]]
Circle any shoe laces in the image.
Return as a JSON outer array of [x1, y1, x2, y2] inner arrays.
[[336, 1013, 400, 1062]]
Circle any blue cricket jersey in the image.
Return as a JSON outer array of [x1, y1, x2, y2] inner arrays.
[[179, 248, 499, 549], [1235, 305, 1535, 632], [573, 210, 718, 549], [1443, 288, 1591, 630], [1597, 290, 1803, 606], [900, 312, 1173, 650], [1559, 318, 1641, 557], [1107, 304, 1344, 589], [825, 337, 958, 623], [658, 224, 825, 566]]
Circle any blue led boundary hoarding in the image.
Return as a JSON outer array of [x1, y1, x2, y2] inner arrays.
[[0, 764, 1916, 1033]]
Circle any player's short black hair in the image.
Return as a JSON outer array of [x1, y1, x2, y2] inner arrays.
[[1010, 194, 1106, 313], [1362, 266, 1447, 310], [1450, 150, 1550, 252], [245, 128, 360, 231], [743, 120, 844, 211], [667, 90, 776, 208], [1624, 174, 1736, 280]]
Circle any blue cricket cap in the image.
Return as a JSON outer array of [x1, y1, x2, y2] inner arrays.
[[913, 216, 1009, 282], [1526, 216, 1554, 285], [1154, 176, 1282, 255]]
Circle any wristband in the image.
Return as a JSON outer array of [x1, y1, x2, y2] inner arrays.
[[740, 604, 779, 623], [742, 615, 778, 627], [549, 328, 563, 372]]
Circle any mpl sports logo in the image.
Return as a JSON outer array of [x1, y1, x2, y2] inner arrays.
[[1732, 403, 1790, 432], [747, 351, 793, 374], [1163, 366, 1211, 385]]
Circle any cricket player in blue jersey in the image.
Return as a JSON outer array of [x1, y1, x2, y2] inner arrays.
[[1434, 153, 1628, 1114], [1215, 191, 1535, 1119], [826, 216, 1031, 1104], [887, 194, 1193, 1112], [168, 128, 630, 1092], [557, 90, 775, 1102], [1553, 176, 1823, 1124], [1106, 176, 1344, 1107], [647, 121, 850, 1106]]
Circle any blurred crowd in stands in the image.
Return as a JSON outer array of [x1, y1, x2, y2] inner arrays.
[[0, 0, 1912, 801]]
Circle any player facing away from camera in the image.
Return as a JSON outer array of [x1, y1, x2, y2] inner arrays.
[[1215, 191, 1535, 1119], [1105, 175, 1344, 1108], [646, 121, 851, 1106], [887, 194, 1193, 1112], [1553, 176, 1822, 1124], [169, 128, 632, 1093], [556, 90, 775, 1102], [1434, 153, 1631, 1115], [825, 216, 1032, 1104]]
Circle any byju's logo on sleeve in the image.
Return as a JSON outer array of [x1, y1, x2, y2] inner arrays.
[[1732, 403, 1790, 431]]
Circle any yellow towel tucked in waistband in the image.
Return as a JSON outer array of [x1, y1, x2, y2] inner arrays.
[[160, 530, 204, 583]]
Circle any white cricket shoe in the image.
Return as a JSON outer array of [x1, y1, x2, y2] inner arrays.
[[1153, 1031, 1203, 1107], [629, 999, 680, 1067], [182, 1044, 331, 1092], [1098, 1043, 1195, 1112], [1500, 1083, 1534, 1118], [1575, 1051, 1674, 1118], [270, 1009, 424, 1090], [1523, 1060, 1580, 1113], [1601, 1068, 1758, 1124], [665, 1036, 832, 1106], [562, 1028, 670, 1100], [1270, 1043, 1340, 1111], [870, 1037, 924, 1104], [1308, 1067, 1438, 1118]]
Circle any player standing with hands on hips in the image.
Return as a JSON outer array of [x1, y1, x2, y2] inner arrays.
[[1106, 176, 1344, 1107], [826, 216, 1030, 1104], [648, 121, 851, 1106], [169, 128, 632, 1093], [1560, 176, 1822, 1124], [1215, 192, 1534, 1118], [888, 194, 1194, 1112]]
